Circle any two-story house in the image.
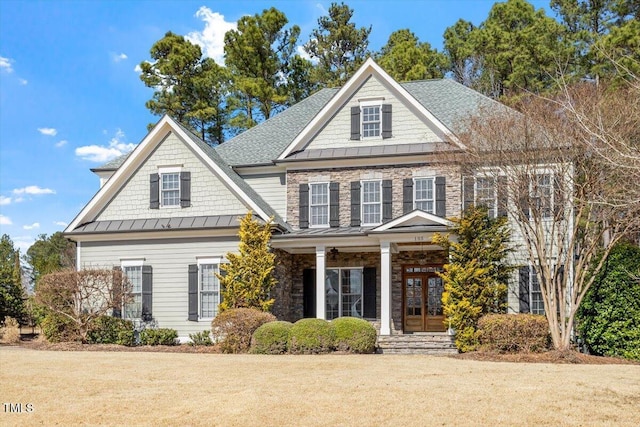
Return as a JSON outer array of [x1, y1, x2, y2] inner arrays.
[[65, 58, 538, 341]]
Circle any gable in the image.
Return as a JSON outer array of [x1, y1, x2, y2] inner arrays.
[[96, 131, 247, 222], [306, 75, 443, 151]]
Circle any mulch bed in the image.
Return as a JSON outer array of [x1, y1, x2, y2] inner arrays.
[[6, 339, 637, 364], [451, 350, 639, 365]]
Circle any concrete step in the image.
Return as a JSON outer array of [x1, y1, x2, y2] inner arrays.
[[376, 333, 458, 355]]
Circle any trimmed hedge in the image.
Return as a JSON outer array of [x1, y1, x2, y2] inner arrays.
[[331, 317, 377, 354], [289, 318, 335, 354], [211, 308, 276, 354], [139, 328, 178, 346], [477, 314, 550, 353], [250, 321, 293, 354], [87, 316, 135, 346], [40, 313, 80, 343]]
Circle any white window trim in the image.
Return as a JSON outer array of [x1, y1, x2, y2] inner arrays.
[[413, 177, 435, 214], [361, 180, 382, 226], [309, 182, 330, 228], [360, 101, 382, 140], [197, 257, 222, 321], [121, 259, 144, 320], [325, 267, 364, 320], [527, 266, 545, 315], [474, 176, 498, 218], [158, 166, 182, 209]]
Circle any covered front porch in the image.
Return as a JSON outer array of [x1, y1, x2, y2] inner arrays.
[[271, 211, 453, 335]]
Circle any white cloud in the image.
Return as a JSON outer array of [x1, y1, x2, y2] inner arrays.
[[13, 186, 56, 195], [113, 52, 128, 62], [55, 140, 68, 148], [0, 196, 11, 205], [19, 78, 28, 85], [0, 56, 14, 73], [186, 6, 236, 65], [38, 127, 58, 136], [54, 221, 68, 227], [134, 64, 142, 73], [23, 222, 40, 230], [12, 236, 35, 254], [75, 128, 136, 163], [296, 45, 314, 62], [0, 215, 12, 225]]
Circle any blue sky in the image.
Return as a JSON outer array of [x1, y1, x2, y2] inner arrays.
[[0, 0, 551, 253]]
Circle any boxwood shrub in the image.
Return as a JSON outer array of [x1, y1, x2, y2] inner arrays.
[[139, 328, 178, 346], [477, 314, 550, 353], [331, 317, 377, 354], [211, 308, 276, 354], [87, 316, 135, 346], [40, 313, 81, 343], [250, 321, 293, 354], [288, 318, 335, 354]]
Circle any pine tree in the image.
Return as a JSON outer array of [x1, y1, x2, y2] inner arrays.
[[433, 206, 513, 352], [218, 212, 277, 312]]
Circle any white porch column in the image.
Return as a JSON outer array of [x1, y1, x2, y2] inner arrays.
[[315, 245, 326, 320], [380, 242, 392, 335]]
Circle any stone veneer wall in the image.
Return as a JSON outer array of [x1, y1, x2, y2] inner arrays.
[[271, 248, 448, 334], [286, 165, 462, 229]]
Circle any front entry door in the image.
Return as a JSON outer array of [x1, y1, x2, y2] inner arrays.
[[403, 266, 445, 332]]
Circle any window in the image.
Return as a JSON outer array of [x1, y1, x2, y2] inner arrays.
[[414, 178, 434, 213], [362, 180, 382, 225], [529, 268, 544, 315], [123, 265, 142, 319], [309, 183, 329, 227], [161, 172, 180, 207], [361, 105, 380, 138], [199, 263, 220, 319], [325, 268, 363, 320], [521, 266, 545, 315], [476, 177, 496, 218], [533, 174, 553, 218]]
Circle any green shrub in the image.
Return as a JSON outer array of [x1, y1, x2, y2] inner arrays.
[[331, 317, 377, 354], [40, 313, 81, 343], [117, 329, 136, 347], [188, 330, 213, 346], [139, 328, 178, 346], [211, 308, 276, 354], [250, 321, 293, 354], [289, 318, 335, 354], [578, 242, 640, 361], [87, 316, 134, 345], [477, 314, 550, 353], [0, 317, 21, 344]]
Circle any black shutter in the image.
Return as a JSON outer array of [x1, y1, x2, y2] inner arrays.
[[350, 181, 361, 227], [435, 176, 446, 217], [150, 173, 159, 209], [403, 178, 413, 214], [382, 180, 393, 222], [218, 266, 227, 305], [519, 266, 531, 313], [329, 182, 340, 227], [381, 104, 392, 139], [497, 176, 508, 218], [363, 267, 377, 319], [180, 171, 191, 208], [112, 266, 122, 318], [188, 264, 198, 321], [303, 269, 316, 318], [141, 265, 153, 321], [299, 184, 309, 229], [462, 176, 474, 212], [350, 106, 361, 140]]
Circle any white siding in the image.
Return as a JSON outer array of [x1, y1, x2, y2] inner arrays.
[[80, 237, 240, 340], [306, 75, 443, 150], [98, 132, 247, 221], [243, 174, 286, 218]]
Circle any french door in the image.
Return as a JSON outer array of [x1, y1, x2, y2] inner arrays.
[[403, 266, 445, 332]]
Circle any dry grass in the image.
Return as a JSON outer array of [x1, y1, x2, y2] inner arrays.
[[1, 347, 639, 426]]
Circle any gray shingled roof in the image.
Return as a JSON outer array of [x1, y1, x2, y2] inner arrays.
[[171, 120, 289, 230]]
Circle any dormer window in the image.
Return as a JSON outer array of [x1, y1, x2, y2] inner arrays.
[[149, 166, 191, 209], [161, 172, 180, 207], [362, 105, 380, 138]]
